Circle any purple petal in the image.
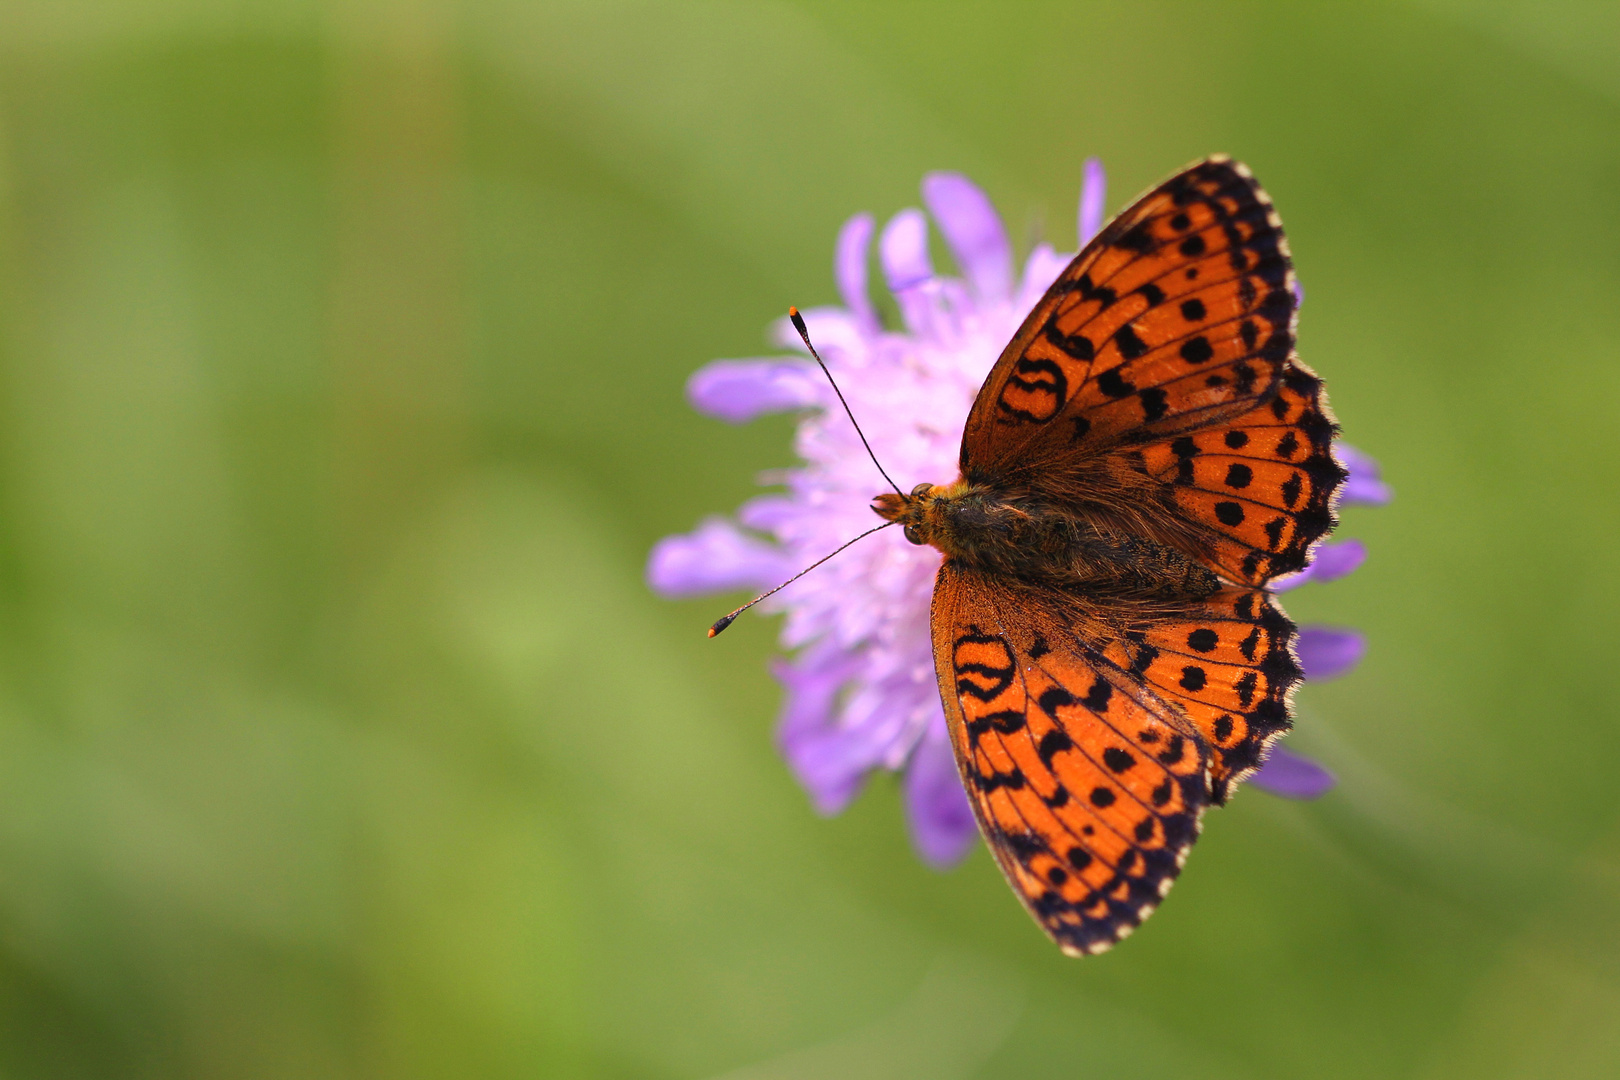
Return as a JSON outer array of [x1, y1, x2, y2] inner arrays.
[[1018, 243, 1070, 302], [645, 518, 791, 599], [903, 716, 978, 869], [835, 213, 878, 335], [1341, 475, 1392, 506], [1249, 745, 1336, 799], [774, 643, 869, 814], [1271, 539, 1367, 592], [921, 173, 1011, 301], [782, 739, 867, 815], [736, 495, 795, 532], [1307, 538, 1367, 583], [778, 661, 942, 821], [686, 359, 821, 424], [1078, 157, 1106, 246], [1337, 443, 1392, 506], [1297, 626, 1367, 681], [880, 208, 932, 291], [880, 208, 935, 333], [773, 643, 856, 745]]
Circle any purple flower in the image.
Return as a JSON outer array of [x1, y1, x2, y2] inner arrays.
[[646, 518, 793, 598], [1295, 626, 1368, 682], [652, 162, 1386, 857], [1338, 443, 1393, 506], [1248, 745, 1336, 800], [1271, 538, 1366, 592]]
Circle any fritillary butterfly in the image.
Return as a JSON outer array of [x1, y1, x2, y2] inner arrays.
[[870, 157, 1345, 955]]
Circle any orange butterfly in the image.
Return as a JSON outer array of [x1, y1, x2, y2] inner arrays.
[[856, 157, 1345, 955], [705, 156, 1344, 954]]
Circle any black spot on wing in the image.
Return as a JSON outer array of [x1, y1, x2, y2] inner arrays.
[[1038, 686, 1074, 718], [1281, 473, 1302, 507], [974, 766, 1028, 793], [1102, 747, 1135, 773], [1179, 336, 1214, 364], [1070, 273, 1115, 309], [1045, 322, 1095, 361], [1114, 324, 1149, 361], [1118, 222, 1156, 253], [1097, 368, 1136, 398], [1038, 730, 1074, 767], [965, 710, 1027, 739]]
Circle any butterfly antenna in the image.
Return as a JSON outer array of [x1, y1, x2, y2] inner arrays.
[[708, 521, 894, 637], [789, 307, 904, 497]]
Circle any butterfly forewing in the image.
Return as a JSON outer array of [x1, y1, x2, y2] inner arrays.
[[962, 157, 1298, 483], [932, 565, 1211, 955]]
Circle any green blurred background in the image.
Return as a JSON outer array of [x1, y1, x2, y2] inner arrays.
[[0, 1, 1617, 1077]]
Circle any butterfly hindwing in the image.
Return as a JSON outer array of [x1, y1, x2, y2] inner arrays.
[[1139, 361, 1346, 584], [1099, 586, 1302, 801], [962, 157, 1298, 480], [931, 564, 1211, 955]]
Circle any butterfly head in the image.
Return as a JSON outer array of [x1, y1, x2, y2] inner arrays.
[[870, 482, 936, 545], [872, 480, 975, 547]]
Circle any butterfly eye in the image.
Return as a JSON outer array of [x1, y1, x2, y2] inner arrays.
[[903, 524, 927, 546], [910, 482, 933, 498]]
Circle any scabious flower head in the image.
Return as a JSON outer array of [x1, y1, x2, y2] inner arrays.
[[649, 162, 1386, 865]]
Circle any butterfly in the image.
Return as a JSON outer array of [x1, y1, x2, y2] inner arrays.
[[865, 156, 1346, 955]]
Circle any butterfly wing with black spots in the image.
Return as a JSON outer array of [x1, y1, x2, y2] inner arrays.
[[962, 156, 1300, 482], [1096, 586, 1303, 802], [931, 563, 1212, 955], [1138, 364, 1345, 584]]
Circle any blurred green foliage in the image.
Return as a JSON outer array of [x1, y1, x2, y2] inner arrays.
[[0, 1, 1618, 1077]]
